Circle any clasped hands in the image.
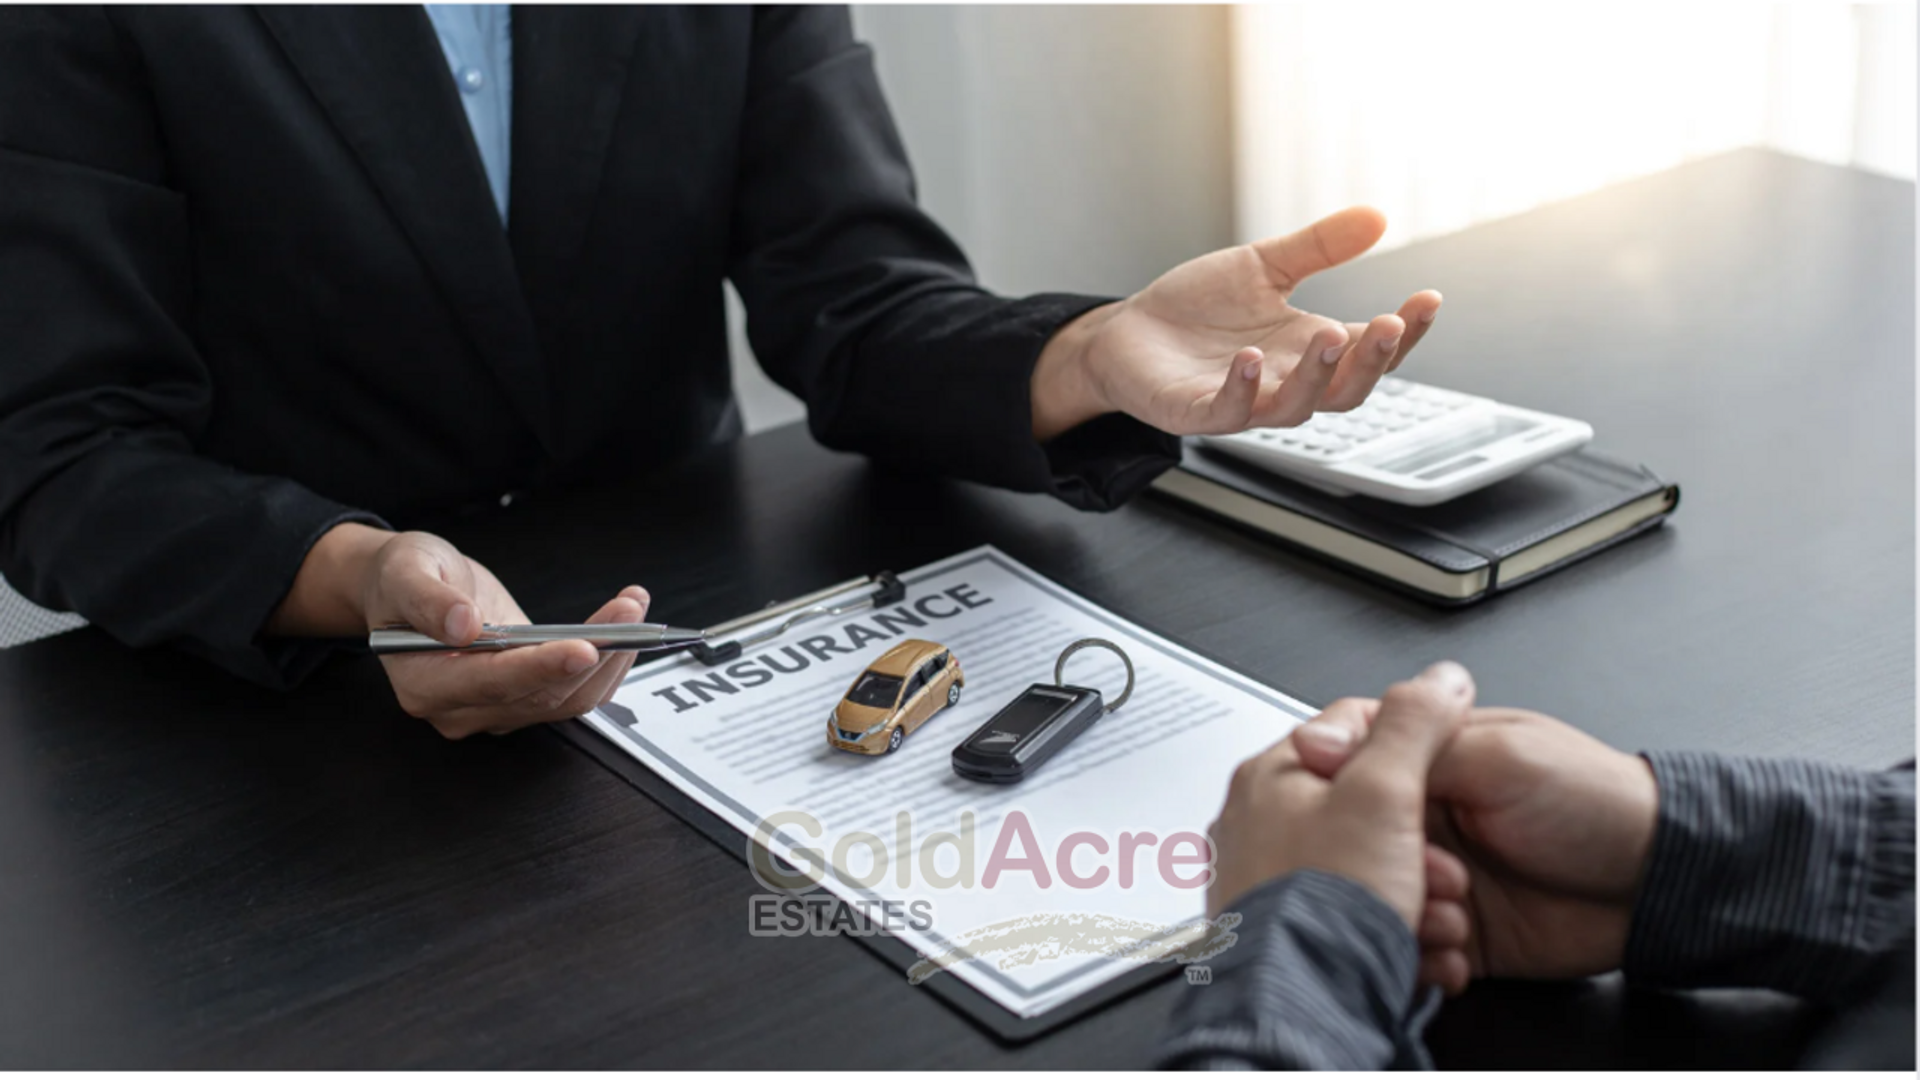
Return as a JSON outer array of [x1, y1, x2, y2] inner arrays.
[[1206, 662, 1662, 996]]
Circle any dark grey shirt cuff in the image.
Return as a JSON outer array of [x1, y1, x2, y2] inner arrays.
[[1624, 751, 1916, 1005], [1157, 870, 1436, 1070]]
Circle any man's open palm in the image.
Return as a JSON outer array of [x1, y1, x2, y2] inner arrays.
[[1077, 207, 1442, 437]]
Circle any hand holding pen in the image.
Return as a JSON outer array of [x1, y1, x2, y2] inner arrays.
[[267, 526, 666, 739]]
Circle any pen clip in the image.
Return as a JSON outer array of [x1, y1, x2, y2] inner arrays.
[[691, 571, 905, 666]]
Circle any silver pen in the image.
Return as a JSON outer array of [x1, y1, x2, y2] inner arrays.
[[369, 622, 707, 655]]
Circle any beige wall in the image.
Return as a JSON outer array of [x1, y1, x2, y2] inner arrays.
[[730, 5, 1235, 432]]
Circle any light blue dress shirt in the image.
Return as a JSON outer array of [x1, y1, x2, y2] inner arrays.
[[424, 4, 512, 223]]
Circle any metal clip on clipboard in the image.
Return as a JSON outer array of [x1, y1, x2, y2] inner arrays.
[[691, 571, 906, 666]]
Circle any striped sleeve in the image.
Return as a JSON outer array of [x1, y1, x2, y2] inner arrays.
[[1624, 752, 1916, 1005], [1156, 870, 1437, 1070]]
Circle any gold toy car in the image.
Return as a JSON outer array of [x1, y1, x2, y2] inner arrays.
[[827, 639, 965, 755]]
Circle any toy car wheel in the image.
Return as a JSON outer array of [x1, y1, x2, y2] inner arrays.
[[887, 727, 903, 753], [947, 683, 961, 707]]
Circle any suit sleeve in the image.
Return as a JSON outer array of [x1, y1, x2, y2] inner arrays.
[[0, 8, 385, 687], [1624, 752, 1916, 1006], [724, 5, 1180, 512]]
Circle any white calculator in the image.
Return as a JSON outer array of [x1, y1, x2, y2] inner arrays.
[[1200, 377, 1593, 506]]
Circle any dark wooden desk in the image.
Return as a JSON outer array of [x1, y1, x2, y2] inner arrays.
[[0, 150, 1909, 1067]]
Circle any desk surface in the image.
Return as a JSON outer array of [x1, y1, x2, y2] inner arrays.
[[0, 149, 1910, 1067]]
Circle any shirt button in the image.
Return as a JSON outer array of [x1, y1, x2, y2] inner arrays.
[[459, 66, 486, 94]]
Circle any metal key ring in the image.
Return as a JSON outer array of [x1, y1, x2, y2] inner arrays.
[[1053, 638, 1134, 713]]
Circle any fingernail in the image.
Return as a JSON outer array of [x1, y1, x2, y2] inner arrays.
[[1421, 660, 1473, 696], [565, 650, 596, 675], [1320, 344, 1344, 364], [1378, 336, 1401, 354], [1420, 310, 1437, 324], [443, 603, 473, 641], [1240, 359, 1260, 381], [1298, 721, 1354, 751]]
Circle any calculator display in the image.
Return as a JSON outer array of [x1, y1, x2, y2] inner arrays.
[[972, 687, 1078, 749], [1373, 415, 1537, 476]]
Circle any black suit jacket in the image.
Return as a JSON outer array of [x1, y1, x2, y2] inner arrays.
[[0, 5, 1178, 685]]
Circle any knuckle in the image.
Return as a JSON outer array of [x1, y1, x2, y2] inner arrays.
[[397, 528, 447, 552], [383, 531, 433, 566], [1382, 679, 1447, 714], [1477, 723, 1530, 765], [1228, 758, 1262, 798]]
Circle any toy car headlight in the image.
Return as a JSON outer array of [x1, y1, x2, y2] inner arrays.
[[831, 713, 879, 741]]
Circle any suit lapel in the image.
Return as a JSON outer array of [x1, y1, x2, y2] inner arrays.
[[506, 5, 647, 336], [254, 4, 556, 453]]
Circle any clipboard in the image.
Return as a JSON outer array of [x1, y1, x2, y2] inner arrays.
[[686, 571, 906, 666], [551, 570, 1175, 1042], [552, 556, 1312, 1044]]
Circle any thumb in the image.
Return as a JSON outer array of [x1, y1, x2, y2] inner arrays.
[[1338, 661, 1475, 795], [380, 540, 483, 646], [1291, 697, 1381, 778], [1250, 206, 1388, 290]]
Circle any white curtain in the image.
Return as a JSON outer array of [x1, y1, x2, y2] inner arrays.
[[1233, 1, 1918, 249]]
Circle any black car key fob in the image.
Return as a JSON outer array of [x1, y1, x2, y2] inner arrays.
[[951, 638, 1135, 785], [951, 683, 1104, 784]]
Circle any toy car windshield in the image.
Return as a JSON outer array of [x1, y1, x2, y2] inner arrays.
[[845, 672, 903, 708]]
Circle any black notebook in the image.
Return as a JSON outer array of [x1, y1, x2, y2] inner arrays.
[[1151, 441, 1680, 604]]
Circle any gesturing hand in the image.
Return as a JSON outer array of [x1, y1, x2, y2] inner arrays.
[[1292, 691, 1661, 993], [1030, 207, 1443, 441], [1206, 662, 1476, 928]]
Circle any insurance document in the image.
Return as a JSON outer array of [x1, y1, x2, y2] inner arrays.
[[584, 545, 1316, 1019]]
